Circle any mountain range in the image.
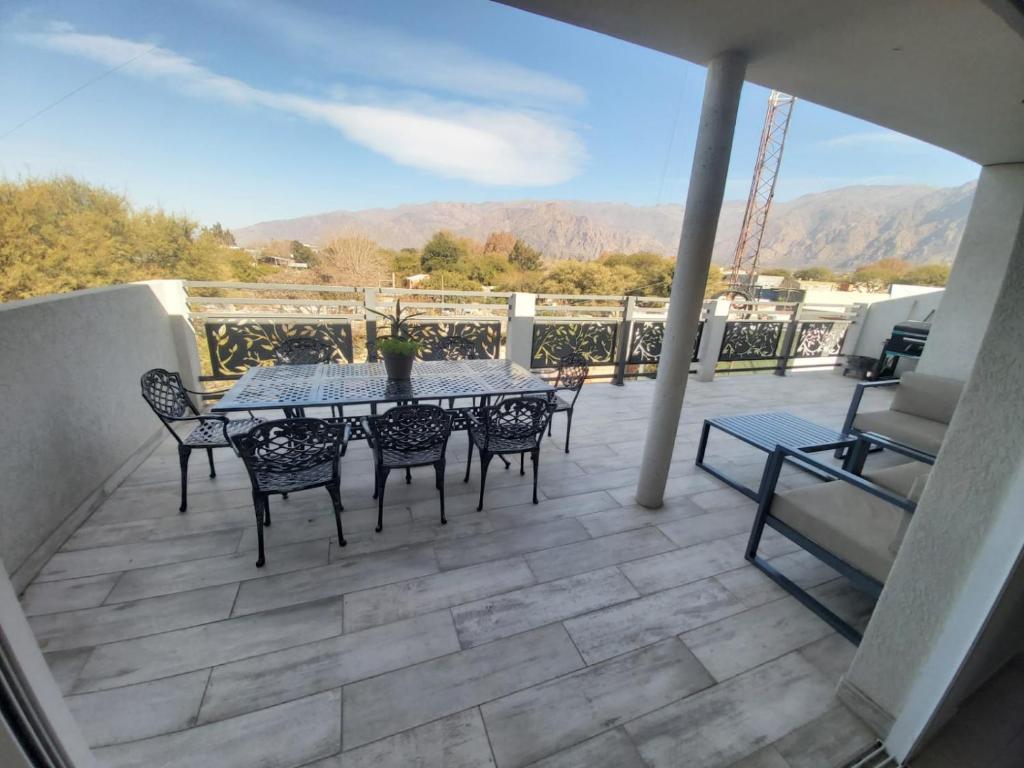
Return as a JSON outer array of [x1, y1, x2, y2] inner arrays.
[[233, 182, 976, 269]]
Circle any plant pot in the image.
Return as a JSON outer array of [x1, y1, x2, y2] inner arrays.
[[381, 349, 415, 381]]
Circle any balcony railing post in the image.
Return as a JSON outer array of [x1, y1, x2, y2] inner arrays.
[[696, 298, 731, 382], [612, 295, 637, 386], [363, 287, 379, 361], [506, 292, 536, 368], [775, 302, 802, 376]]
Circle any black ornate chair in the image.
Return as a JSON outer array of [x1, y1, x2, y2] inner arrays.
[[141, 369, 263, 513], [533, 352, 588, 453], [234, 418, 350, 567], [362, 405, 454, 533], [465, 397, 554, 511], [434, 335, 478, 409], [273, 337, 335, 365]]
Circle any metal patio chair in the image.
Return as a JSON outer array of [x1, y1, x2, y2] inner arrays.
[[141, 368, 263, 513], [363, 405, 454, 533], [465, 397, 554, 511], [234, 418, 350, 567], [274, 337, 339, 418], [531, 352, 588, 453], [434, 335, 479, 409]]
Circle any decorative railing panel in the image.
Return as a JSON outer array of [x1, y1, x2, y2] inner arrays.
[[793, 321, 849, 358], [204, 318, 354, 377], [404, 321, 502, 361], [530, 321, 618, 368], [627, 320, 704, 365], [718, 321, 785, 362]]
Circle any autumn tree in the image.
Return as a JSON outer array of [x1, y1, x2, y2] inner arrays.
[[903, 263, 950, 286], [317, 234, 388, 285], [852, 258, 911, 290], [483, 231, 516, 257]]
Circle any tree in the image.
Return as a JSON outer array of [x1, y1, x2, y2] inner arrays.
[[290, 240, 317, 266], [204, 222, 236, 246], [483, 231, 516, 256], [704, 265, 729, 298], [759, 267, 792, 277], [794, 266, 836, 281], [508, 239, 543, 271], [317, 235, 388, 285], [903, 263, 950, 286], [420, 230, 465, 272], [423, 270, 482, 291], [390, 250, 422, 279], [852, 258, 911, 291]]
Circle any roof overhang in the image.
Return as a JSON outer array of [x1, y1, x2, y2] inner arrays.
[[497, 0, 1024, 165]]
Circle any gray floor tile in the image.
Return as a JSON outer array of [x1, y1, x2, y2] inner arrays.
[[35, 529, 243, 581], [341, 624, 583, 750], [625, 653, 837, 768], [65, 506, 253, 551], [89, 483, 254, 525], [620, 538, 744, 594], [577, 497, 705, 538], [435, 518, 590, 570], [28, 583, 237, 652], [198, 610, 458, 723], [309, 709, 495, 768], [608, 471, 718, 505], [564, 577, 744, 664], [773, 706, 875, 768], [452, 566, 639, 648], [656, 507, 756, 549], [725, 747, 792, 768], [526, 728, 647, 768], [236, 503, 413, 550], [19, 573, 120, 616], [713, 566, 789, 609], [487, 490, 620, 531], [681, 596, 837, 681], [106, 539, 330, 603], [66, 670, 209, 747], [43, 648, 92, 695], [93, 689, 340, 768], [74, 598, 342, 692], [482, 638, 713, 768], [797, 633, 857, 687], [233, 544, 438, 615], [328, 515, 494, 560], [343, 557, 535, 632], [525, 527, 677, 582]]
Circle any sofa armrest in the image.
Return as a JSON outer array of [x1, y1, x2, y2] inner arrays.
[[842, 378, 901, 435]]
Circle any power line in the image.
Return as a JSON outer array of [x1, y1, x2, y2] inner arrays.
[[656, 66, 690, 206], [0, 45, 157, 142]]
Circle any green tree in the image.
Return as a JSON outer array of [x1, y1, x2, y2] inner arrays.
[[852, 258, 911, 291], [508, 239, 543, 271], [290, 240, 317, 266], [704, 265, 729, 298], [424, 270, 482, 291], [903, 263, 950, 286], [793, 266, 836, 281], [390, 250, 422, 278], [420, 230, 466, 272], [204, 222, 236, 246], [759, 267, 792, 277]]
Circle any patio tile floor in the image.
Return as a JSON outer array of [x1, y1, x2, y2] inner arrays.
[[22, 371, 897, 767]]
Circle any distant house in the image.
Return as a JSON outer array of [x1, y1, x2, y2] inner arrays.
[[404, 273, 430, 288]]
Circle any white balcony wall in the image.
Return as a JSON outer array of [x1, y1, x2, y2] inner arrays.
[[0, 283, 185, 590]]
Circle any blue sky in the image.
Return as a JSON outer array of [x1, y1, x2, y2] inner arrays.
[[1, 0, 980, 229]]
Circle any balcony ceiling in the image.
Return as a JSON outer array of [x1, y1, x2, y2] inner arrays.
[[497, 0, 1024, 166]]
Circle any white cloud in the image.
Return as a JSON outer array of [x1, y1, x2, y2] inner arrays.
[[207, 0, 586, 108], [16, 27, 585, 186], [819, 131, 920, 149]]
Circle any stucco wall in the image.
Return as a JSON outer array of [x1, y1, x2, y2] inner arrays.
[[851, 291, 944, 361], [843, 164, 1024, 744], [917, 164, 1024, 379], [0, 284, 183, 587]]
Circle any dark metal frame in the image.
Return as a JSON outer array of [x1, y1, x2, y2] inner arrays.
[[362, 405, 455, 533], [541, 352, 589, 453], [140, 368, 260, 512], [274, 337, 336, 365], [746, 433, 934, 644], [464, 398, 554, 511], [835, 378, 902, 457], [234, 418, 351, 567], [695, 414, 854, 502]]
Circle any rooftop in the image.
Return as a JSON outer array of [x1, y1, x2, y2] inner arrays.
[[21, 372, 895, 768]]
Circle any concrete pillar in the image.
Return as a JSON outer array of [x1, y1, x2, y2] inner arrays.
[[839, 163, 1024, 761], [144, 279, 203, 392], [636, 51, 747, 508], [506, 292, 536, 368], [696, 298, 731, 382]]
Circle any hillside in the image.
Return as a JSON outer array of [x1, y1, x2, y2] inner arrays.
[[234, 182, 975, 269]]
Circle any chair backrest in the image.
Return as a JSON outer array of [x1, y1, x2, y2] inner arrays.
[[554, 352, 589, 407], [141, 368, 196, 421], [436, 336, 477, 361], [366, 404, 452, 454], [235, 419, 344, 485], [274, 337, 335, 365], [891, 372, 964, 424], [478, 397, 553, 451]]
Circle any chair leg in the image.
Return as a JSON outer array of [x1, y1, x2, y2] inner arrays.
[[477, 452, 493, 511], [376, 468, 391, 532], [548, 416, 553, 437], [177, 445, 192, 513], [564, 409, 573, 454], [206, 447, 216, 478], [372, 464, 380, 499], [406, 467, 412, 484], [531, 448, 540, 504], [520, 453, 525, 476], [434, 460, 447, 525], [464, 432, 473, 482], [327, 484, 346, 547], [253, 494, 267, 568], [264, 498, 271, 527]]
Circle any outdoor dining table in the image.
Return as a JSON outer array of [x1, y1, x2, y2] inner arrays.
[[211, 358, 556, 439]]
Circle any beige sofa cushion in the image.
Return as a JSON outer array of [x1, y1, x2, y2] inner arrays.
[[863, 461, 932, 503], [772, 481, 910, 583], [853, 409, 947, 456], [890, 372, 964, 424]]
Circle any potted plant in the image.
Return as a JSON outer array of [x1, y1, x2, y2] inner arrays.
[[367, 299, 424, 381]]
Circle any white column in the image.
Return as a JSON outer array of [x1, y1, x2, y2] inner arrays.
[[636, 51, 747, 508], [506, 292, 536, 367], [696, 298, 731, 382]]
